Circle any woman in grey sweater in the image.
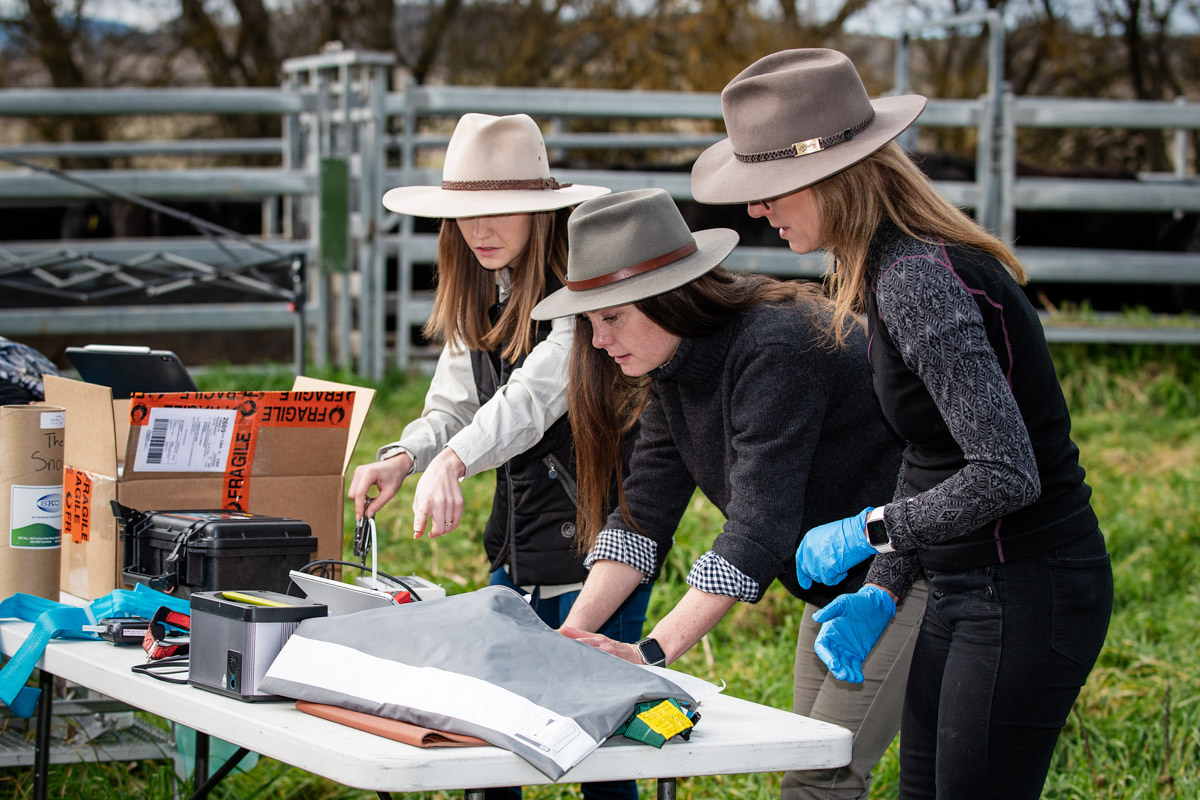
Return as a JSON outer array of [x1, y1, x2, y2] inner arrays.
[[532, 187, 926, 800]]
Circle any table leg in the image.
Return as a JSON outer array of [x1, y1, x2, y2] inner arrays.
[[33, 669, 54, 800], [187, 745, 250, 800], [193, 730, 210, 794], [656, 776, 677, 800]]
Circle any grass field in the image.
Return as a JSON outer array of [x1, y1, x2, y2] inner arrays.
[[2, 343, 1197, 799]]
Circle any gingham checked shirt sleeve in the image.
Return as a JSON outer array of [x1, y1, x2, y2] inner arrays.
[[586, 528, 758, 601]]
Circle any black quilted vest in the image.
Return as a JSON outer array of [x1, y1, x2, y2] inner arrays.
[[469, 293, 584, 586]]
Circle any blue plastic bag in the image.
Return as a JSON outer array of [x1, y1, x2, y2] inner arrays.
[[0, 584, 190, 717]]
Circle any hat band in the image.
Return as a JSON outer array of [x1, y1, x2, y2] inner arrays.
[[734, 110, 875, 163], [566, 242, 698, 291], [441, 177, 573, 191]]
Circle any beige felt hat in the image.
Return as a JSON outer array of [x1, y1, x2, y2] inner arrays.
[[691, 48, 927, 205], [531, 188, 739, 320], [381, 113, 610, 218]]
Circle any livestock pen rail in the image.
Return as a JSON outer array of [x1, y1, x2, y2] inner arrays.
[[1, 45, 1198, 380]]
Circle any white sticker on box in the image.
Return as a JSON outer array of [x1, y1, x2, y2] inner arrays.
[[10, 485, 63, 549], [133, 407, 238, 472], [40, 410, 66, 429]]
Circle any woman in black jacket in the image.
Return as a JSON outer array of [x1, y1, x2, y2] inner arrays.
[[690, 48, 1113, 800]]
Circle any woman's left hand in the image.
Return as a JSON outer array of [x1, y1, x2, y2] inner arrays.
[[559, 625, 643, 664], [412, 447, 467, 538]]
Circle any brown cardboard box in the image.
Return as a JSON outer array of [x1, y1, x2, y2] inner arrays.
[[43, 375, 374, 600], [0, 404, 66, 600]]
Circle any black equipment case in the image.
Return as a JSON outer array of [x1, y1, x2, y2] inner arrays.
[[112, 502, 318, 597]]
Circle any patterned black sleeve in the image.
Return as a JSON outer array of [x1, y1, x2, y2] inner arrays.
[[864, 550, 919, 603], [871, 243, 1041, 554]]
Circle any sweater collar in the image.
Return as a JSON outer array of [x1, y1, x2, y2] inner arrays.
[[650, 318, 734, 385]]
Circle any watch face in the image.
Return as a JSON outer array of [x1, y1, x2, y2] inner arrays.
[[867, 518, 889, 547], [638, 637, 666, 666]]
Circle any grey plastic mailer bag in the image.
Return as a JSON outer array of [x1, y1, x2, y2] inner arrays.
[[261, 585, 695, 778]]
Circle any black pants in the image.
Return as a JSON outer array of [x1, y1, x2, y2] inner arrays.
[[899, 528, 1113, 799]]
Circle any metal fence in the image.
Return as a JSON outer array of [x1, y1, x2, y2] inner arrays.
[[1, 43, 1198, 379]]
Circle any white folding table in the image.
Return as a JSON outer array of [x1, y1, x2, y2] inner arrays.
[[1, 619, 851, 800]]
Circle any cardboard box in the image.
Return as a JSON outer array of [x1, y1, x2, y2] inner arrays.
[[0, 403, 66, 600], [43, 375, 374, 600]]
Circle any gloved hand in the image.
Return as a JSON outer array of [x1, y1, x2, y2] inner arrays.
[[812, 583, 896, 684], [795, 507, 876, 590]]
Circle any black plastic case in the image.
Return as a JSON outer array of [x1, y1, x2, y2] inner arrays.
[[113, 502, 318, 598]]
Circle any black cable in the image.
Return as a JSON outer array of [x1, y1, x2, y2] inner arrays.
[[131, 656, 190, 684], [294, 558, 424, 602]]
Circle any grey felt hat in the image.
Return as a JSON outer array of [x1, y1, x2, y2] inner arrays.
[[691, 48, 927, 204], [531, 188, 739, 320], [381, 113, 610, 218]]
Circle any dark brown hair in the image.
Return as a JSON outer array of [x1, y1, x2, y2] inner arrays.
[[568, 267, 834, 551]]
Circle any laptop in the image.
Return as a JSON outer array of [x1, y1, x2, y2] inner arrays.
[[65, 344, 198, 399], [288, 570, 405, 616]]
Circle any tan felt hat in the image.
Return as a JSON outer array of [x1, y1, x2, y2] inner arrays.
[[382, 113, 610, 218]]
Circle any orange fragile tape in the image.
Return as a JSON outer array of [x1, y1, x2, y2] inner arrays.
[[63, 466, 94, 544], [129, 391, 354, 429], [222, 411, 260, 512], [127, 391, 355, 514]]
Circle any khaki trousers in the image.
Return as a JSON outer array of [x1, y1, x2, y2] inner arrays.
[[781, 579, 929, 800]]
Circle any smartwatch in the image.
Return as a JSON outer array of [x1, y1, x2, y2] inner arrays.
[[635, 637, 667, 667], [865, 506, 894, 554]]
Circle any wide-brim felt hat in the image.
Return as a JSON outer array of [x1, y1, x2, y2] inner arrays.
[[691, 48, 928, 205], [532, 188, 739, 320], [382, 113, 610, 218]]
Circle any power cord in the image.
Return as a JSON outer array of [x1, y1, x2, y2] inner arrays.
[[294, 559, 425, 602], [131, 656, 190, 684]]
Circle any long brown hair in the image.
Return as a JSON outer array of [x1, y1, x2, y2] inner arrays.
[[423, 208, 570, 361], [815, 142, 1027, 344], [568, 267, 836, 552]]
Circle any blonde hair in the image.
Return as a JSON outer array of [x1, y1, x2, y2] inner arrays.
[[814, 142, 1027, 343], [423, 209, 570, 361]]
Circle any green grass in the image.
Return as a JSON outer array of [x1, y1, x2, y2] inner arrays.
[[2, 345, 1198, 799]]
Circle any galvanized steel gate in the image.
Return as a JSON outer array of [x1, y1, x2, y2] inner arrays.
[[2, 37, 1199, 380]]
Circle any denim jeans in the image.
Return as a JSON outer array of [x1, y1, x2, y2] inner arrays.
[[898, 528, 1113, 800], [479, 567, 654, 800]]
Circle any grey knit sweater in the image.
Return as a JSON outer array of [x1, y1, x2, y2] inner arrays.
[[604, 301, 903, 608]]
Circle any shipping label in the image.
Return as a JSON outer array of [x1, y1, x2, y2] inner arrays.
[[132, 407, 238, 472]]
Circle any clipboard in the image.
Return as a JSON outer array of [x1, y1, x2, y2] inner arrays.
[[65, 344, 198, 399]]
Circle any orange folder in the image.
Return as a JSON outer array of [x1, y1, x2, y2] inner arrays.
[[296, 701, 489, 747]]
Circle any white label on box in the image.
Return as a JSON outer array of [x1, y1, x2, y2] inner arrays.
[[10, 485, 63, 549], [40, 410, 66, 429], [133, 407, 238, 472]]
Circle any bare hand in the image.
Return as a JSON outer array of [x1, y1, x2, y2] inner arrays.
[[347, 453, 413, 521], [412, 448, 467, 538], [559, 625, 642, 665]]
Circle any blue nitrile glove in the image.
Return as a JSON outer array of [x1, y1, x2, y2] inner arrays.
[[812, 584, 896, 684], [794, 507, 876, 590]]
